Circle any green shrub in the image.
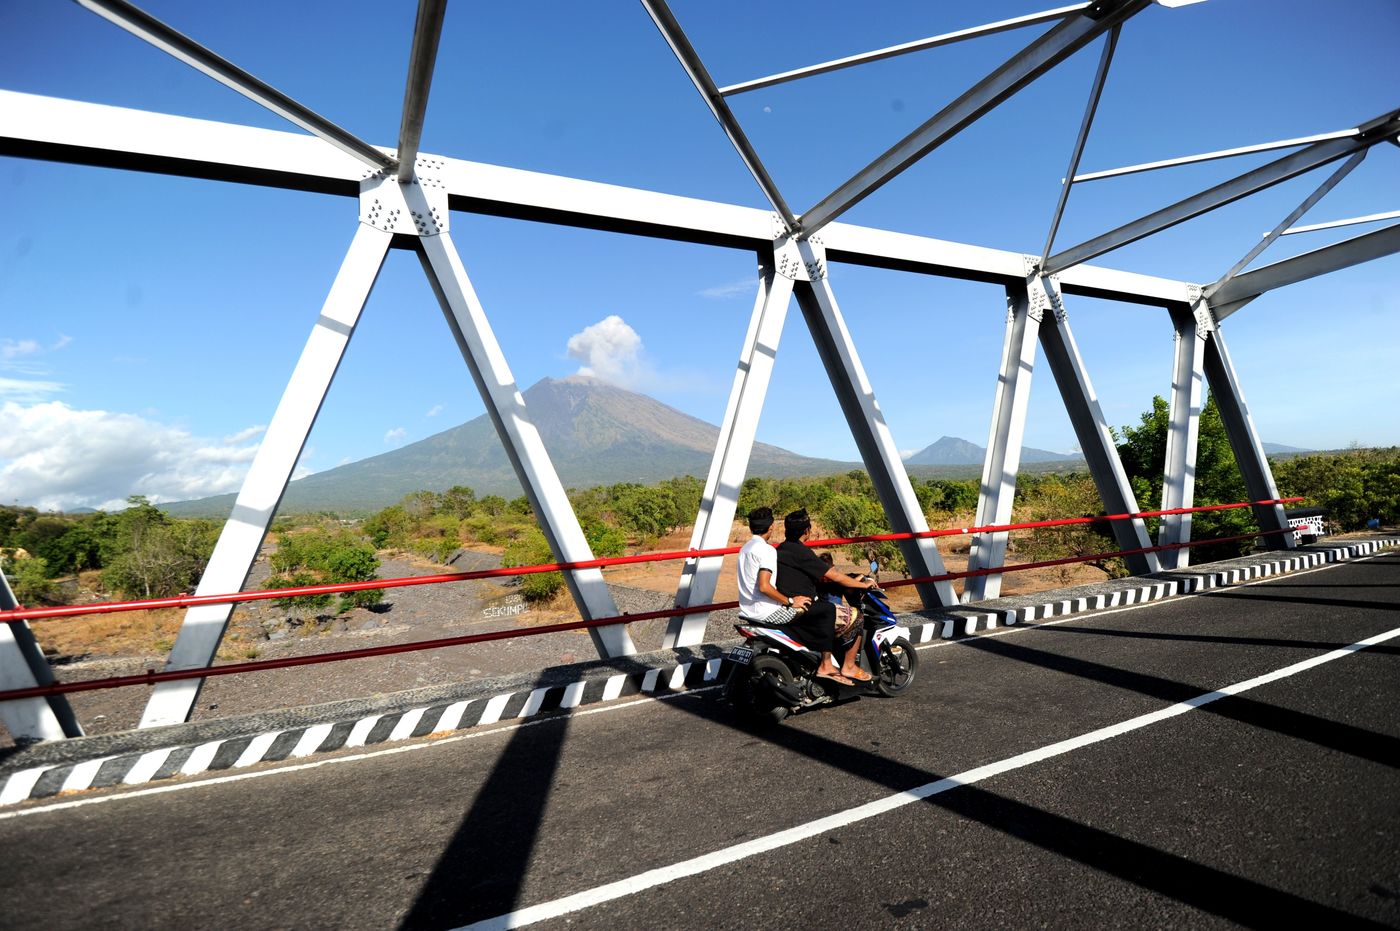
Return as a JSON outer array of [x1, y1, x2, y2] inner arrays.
[[461, 515, 503, 546], [269, 528, 382, 614], [5, 553, 58, 605], [502, 527, 562, 602]]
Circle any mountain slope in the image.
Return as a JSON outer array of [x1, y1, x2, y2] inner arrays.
[[905, 436, 1080, 466], [166, 377, 857, 515]]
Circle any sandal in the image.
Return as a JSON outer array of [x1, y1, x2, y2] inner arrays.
[[815, 672, 854, 687], [842, 668, 873, 683]]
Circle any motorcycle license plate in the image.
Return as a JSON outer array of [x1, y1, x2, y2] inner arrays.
[[729, 646, 755, 665]]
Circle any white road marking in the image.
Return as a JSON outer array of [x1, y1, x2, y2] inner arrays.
[[460, 622, 1400, 931]]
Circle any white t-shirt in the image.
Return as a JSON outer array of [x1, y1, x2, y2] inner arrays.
[[737, 534, 783, 620]]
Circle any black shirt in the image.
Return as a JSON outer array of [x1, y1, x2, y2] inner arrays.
[[775, 540, 829, 599]]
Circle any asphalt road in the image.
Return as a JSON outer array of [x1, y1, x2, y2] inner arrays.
[[2, 550, 1397, 930]]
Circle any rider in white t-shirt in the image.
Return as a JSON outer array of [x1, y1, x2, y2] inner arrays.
[[737, 506, 799, 621]]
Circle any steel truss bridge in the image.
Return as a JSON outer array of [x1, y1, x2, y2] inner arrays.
[[2, 0, 1397, 744]]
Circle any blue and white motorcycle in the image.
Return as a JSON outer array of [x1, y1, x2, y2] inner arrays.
[[722, 567, 918, 725]]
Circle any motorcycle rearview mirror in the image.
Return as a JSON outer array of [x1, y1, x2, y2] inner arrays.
[[869, 560, 879, 577]]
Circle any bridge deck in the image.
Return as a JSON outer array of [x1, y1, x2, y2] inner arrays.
[[1, 548, 1397, 929]]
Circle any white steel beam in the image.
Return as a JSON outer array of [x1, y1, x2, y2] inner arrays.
[[140, 223, 394, 728], [792, 243, 958, 607], [0, 568, 83, 741], [965, 280, 1040, 602], [1205, 150, 1367, 299], [640, 0, 799, 231], [1158, 301, 1207, 569], [0, 90, 1200, 305], [1199, 325, 1293, 551], [666, 260, 795, 647], [719, 3, 1092, 96], [1041, 24, 1120, 268], [1073, 127, 1364, 183], [1033, 277, 1159, 574], [75, 0, 396, 174], [798, 0, 1151, 236], [1045, 109, 1400, 274], [395, 0, 449, 182], [1210, 223, 1400, 316], [414, 227, 635, 659], [1280, 209, 1400, 236]]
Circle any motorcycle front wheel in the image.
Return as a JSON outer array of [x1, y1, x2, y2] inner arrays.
[[875, 637, 918, 697], [731, 654, 794, 725]]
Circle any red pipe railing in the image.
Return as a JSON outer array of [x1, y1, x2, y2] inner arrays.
[[0, 497, 1302, 624], [0, 512, 1302, 702]]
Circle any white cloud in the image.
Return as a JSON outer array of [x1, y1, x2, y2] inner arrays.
[[425, 404, 444, 418], [222, 424, 267, 444], [0, 376, 65, 402], [51, 334, 74, 351], [1, 339, 40, 361], [565, 315, 645, 386], [0, 401, 262, 511], [698, 278, 759, 300], [384, 427, 407, 445]]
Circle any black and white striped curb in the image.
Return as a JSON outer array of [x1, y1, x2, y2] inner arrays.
[[2, 536, 1394, 806], [0, 659, 725, 806], [910, 537, 1399, 642]]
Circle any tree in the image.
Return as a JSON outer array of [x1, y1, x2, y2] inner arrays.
[[818, 493, 906, 574], [100, 498, 217, 599], [439, 485, 478, 518], [1116, 394, 1251, 561]]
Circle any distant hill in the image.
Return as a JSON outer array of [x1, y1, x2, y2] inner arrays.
[[160, 378, 1313, 518], [1262, 442, 1312, 456], [905, 435, 1080, 466], [164, 377, 860, 517]]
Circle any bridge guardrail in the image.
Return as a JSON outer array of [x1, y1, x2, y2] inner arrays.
[[0, 497, 1301, 702]]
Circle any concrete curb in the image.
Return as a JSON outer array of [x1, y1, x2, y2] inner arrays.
[[2, 535, 1395, 806]]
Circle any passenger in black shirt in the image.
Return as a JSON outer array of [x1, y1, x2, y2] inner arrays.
[[775, 509, 876, 684]]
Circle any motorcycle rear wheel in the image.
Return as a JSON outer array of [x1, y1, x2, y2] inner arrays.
[[875, 637, 918, 697], [732, 654, 794, 725]]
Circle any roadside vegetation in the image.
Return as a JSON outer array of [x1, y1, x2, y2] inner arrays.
[[3, 398, 1395, 616]]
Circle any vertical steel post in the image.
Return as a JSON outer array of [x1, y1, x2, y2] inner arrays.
[[1200, 320, 1295, 550], [140, 224, 394, 728], [1033, 275, 1159, 575], [965, 280, 1040, 602], [790, 239, 957, 608], [0, 567, 83, 741], [1158, 298, 1208, 568], [415, 229, 635, 658], [666, 256, 795, 647]]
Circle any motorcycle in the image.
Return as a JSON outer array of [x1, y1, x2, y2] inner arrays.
[[721, 564, 919, 725]]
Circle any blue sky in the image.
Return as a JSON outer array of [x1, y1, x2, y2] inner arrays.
[[1, 0, 1397, 511]]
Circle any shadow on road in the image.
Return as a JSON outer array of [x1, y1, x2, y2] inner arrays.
[[954, 635, 1400, 770], [657, 689, 1391, 929], [1201, 589, 1400, 613], [397, 673, 570, 930], [1038, 623, 1400, 657]]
